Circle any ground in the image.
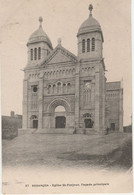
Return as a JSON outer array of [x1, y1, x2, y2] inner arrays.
[[2, 131, 132, 170]]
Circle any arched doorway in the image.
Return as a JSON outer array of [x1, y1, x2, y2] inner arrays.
[[30, 115, 38, 128], [46, 99, 72, 129], [55, 106, 66, 128], [84, 119, 94, 128]]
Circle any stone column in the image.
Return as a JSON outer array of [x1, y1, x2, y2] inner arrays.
[[94, 65, 100, 132], [38, 76, 43, 129], [91, 79, 95, 108], [75, 62, 80, 129], [101, 74, 106, 133], [119, 88, 123, 132], [22, 79, 28, 129]]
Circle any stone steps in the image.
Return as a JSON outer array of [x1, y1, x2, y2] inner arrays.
[[76, 128, 98, 135], [34, 128, 75, 134], [18, 128, 102, 135], [18, 128, 36, 135]]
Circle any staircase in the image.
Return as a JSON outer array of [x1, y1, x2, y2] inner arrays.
[[18, 128, 102, 135], [34, 128, 75, 134]]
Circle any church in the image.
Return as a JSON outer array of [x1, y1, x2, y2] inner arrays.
[[22, 4, 123, 134]]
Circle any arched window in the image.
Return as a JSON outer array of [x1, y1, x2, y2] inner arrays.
[[33, 86, 38, 92], [57, 82, 61, 93], [38, 47, 41, 59], [87, 39, 90, 52], [67, 83, 71, 92], [34, 48, 37, 60], [53, 84, 56, 94], [92, 38, 95, 51], [82, 39, 85, 53], [48, 85, 51, 94], [63, 83, 66, 93], [67, 83, 71, 88], [31, 49, 33, 60]]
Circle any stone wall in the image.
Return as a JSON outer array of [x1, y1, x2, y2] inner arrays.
[[2, 115, 22, 139], [106, 82, 123, 131]]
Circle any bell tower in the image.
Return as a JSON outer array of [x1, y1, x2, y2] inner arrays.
[[77, 4, 106, 134], [77, 4, 104, 60], [27, 17, 53, 66]]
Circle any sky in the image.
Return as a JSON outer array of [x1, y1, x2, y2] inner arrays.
[[0, 0, 132, 125]]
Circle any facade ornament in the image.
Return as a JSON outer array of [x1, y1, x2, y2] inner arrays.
[[89, 4, 93, 16], [39, 16, 43, 27], [58, 38, 62, 45]]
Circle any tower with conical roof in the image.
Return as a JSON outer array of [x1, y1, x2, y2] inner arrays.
[[77, 4, 104, 60], [27, 17, 53, 66], [77, 4, 106, 133]]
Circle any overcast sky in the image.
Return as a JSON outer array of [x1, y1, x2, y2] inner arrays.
[[0, 0, 132, 125]]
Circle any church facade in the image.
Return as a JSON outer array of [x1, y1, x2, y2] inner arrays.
[[22, 5, 123, 134]]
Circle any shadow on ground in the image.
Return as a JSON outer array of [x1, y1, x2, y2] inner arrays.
[[58, 138, 132, 170]]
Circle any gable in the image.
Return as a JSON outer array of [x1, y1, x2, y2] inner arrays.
[[48, 50, 74, 64], [43, 45, 77, 66]]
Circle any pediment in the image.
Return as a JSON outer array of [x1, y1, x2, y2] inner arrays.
[[43, 45, 78, 65]]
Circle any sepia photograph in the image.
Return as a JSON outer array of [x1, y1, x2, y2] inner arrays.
[[1, 0, 132, 193]]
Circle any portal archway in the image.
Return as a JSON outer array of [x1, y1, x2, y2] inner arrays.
[[30, 115, 38, 128], [47, 98, 71, 113], [84, 119, 93, 128], [55, 105, 66, 128], [47, 99, 71, 128]]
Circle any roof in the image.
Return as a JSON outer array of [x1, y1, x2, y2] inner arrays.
[[77, 9, 104, 42], [41, 43, 78, 66], [106, 82, 121, 90], [27, 24, 53, 49]]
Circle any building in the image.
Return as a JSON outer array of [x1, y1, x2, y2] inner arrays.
[[22, 4, 123, 134], [2, 111, 22, 139]]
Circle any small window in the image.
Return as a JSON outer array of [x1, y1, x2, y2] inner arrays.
[[82, 39, 85, 53], [34, 48, 37, 60], [33, 86, 37, 92], [38, 47, 41, 59], [31, 49, 33, 60], [48, 85, 51, 94], [92, 38, 95, 51], [87, 39, 90, 52], [57, 82, 61, 86]]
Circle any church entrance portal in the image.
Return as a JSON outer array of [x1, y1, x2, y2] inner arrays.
[[84, 119, 93, 128], [30, 115, 38, 128], [54, 105, 66, 128], [55, 116, 66, 128], [33, 120, 38, 128]]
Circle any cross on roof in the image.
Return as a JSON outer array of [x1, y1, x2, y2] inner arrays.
[[39, 16, 43, 27], [58, 38, 62, 45], [89, 4, 93, 16]]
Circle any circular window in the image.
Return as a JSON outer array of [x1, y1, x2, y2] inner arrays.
[[85, 82, 91, 89], [33, 86, 37, 92]]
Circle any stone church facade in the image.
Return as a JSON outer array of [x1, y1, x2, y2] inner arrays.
[[22, 5, 123, 134]]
